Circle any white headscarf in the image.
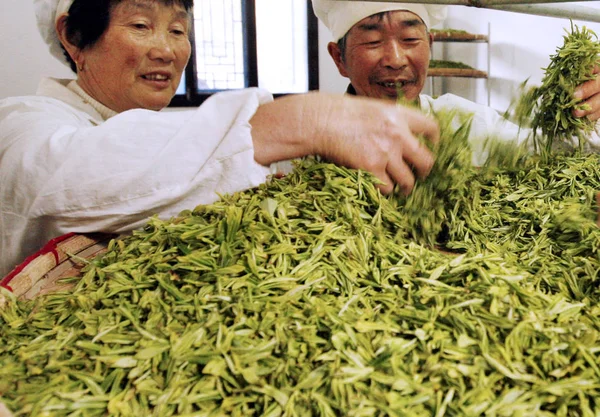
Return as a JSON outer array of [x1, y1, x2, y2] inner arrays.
[[312, 0, 447, 41], [34, 0, 76, 66]]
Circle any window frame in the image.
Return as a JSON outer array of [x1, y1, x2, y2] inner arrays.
[[170, 0, 319, 107]]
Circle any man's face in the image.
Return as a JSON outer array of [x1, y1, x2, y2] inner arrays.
[[328, 10, 432, 102]]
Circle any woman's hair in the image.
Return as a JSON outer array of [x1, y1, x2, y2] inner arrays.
[[62, 0, 194, 73]]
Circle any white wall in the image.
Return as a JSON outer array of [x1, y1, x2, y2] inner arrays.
[[3, 0, 600, 117], [318, 20, 350, 95], [1, 0, 72, 99]]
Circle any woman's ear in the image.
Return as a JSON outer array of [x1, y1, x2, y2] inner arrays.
[[55, 14, 83, 71]]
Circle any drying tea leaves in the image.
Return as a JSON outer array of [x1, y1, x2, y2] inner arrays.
[[430, 29, 469, 36], [429, 60, 474, 70], [2, 73, 600, 415], [430, 29, 487, 42], [514, 22, 600, 154], [3, 116, 600, 415]]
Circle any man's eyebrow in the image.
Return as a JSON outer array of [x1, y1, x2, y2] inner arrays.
[[403, 18, 425, 28], [356, 17, 425, 32], [356, 22, 383, 32]]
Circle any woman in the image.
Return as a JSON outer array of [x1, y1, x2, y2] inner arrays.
[[0, 0, 439, 277]]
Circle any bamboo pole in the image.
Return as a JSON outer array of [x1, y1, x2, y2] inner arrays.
[[337, 0, 595, 4], [335, 0, 600, 23], [487, 3, 600, 23]]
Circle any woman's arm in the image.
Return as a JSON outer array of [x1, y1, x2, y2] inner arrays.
[[250, 92, 439, 195], [0, 88, 273, 233]]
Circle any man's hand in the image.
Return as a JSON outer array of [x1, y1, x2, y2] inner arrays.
[[573, 64, 600, 121]]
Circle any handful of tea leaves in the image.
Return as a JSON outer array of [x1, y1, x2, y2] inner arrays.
[[514, 22, 600, 154], [394, 108, 474, 246], [392, 94, 527, 248]]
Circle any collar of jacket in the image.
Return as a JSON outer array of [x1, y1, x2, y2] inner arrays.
[[36, 78, 113, 126], [67, 81, 118, 121]]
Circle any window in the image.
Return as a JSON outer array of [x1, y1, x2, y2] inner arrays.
[[170, 0, 319, 107]]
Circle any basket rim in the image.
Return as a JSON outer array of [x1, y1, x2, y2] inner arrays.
[[1, 232, 114, 297]]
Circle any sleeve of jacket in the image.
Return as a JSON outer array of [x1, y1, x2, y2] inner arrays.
[[0, 88, 274, 234]]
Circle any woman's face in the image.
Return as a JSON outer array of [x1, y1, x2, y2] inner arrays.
[[77, 0, 191, 112]]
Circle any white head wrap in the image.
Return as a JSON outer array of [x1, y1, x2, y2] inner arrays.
[[34, 0, 76, 66], [312, 0, 447, 41]]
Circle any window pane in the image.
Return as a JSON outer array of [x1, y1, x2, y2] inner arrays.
[[256, 0, 309, 93], [193, 0, 245, 90], [175, 72, 186, 95]]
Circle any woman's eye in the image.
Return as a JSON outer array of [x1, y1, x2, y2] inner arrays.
[[133, 23, 148, 30]]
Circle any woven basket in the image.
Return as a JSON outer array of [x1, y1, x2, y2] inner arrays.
[[1, 233, 114, 301]]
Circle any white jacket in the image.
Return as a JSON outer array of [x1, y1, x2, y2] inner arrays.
[[0, 78, 273, 277]]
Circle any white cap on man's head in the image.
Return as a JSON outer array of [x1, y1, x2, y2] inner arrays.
[[34, 0, 76, 66], [312, 0, 447, 41]]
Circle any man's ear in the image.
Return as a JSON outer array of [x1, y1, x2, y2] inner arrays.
[[327, 41, 349, 78], [55, 15, 83, 68], [429, 32, 433, 48]]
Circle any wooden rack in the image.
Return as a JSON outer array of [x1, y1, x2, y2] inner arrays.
[[428, 26, 491, 105]]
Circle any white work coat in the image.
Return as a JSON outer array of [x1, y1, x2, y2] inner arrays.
[[0, 78, 273, 277]]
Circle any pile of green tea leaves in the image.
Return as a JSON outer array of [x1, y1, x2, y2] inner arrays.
[[430, 28, 469, 36], [429, 60, 474, 70], [2, 103, 600, 416], [514, 22, 600, 154]]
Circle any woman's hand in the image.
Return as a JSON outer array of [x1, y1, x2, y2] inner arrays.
[[573, 65, 600, 121], [250, 92, 439, 195]]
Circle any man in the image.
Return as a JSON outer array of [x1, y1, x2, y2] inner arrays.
[[317, 1, 445, 102], [313, 0, 600, 163]]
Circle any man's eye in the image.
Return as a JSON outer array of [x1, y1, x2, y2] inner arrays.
[[133, 23, 149, 29]]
